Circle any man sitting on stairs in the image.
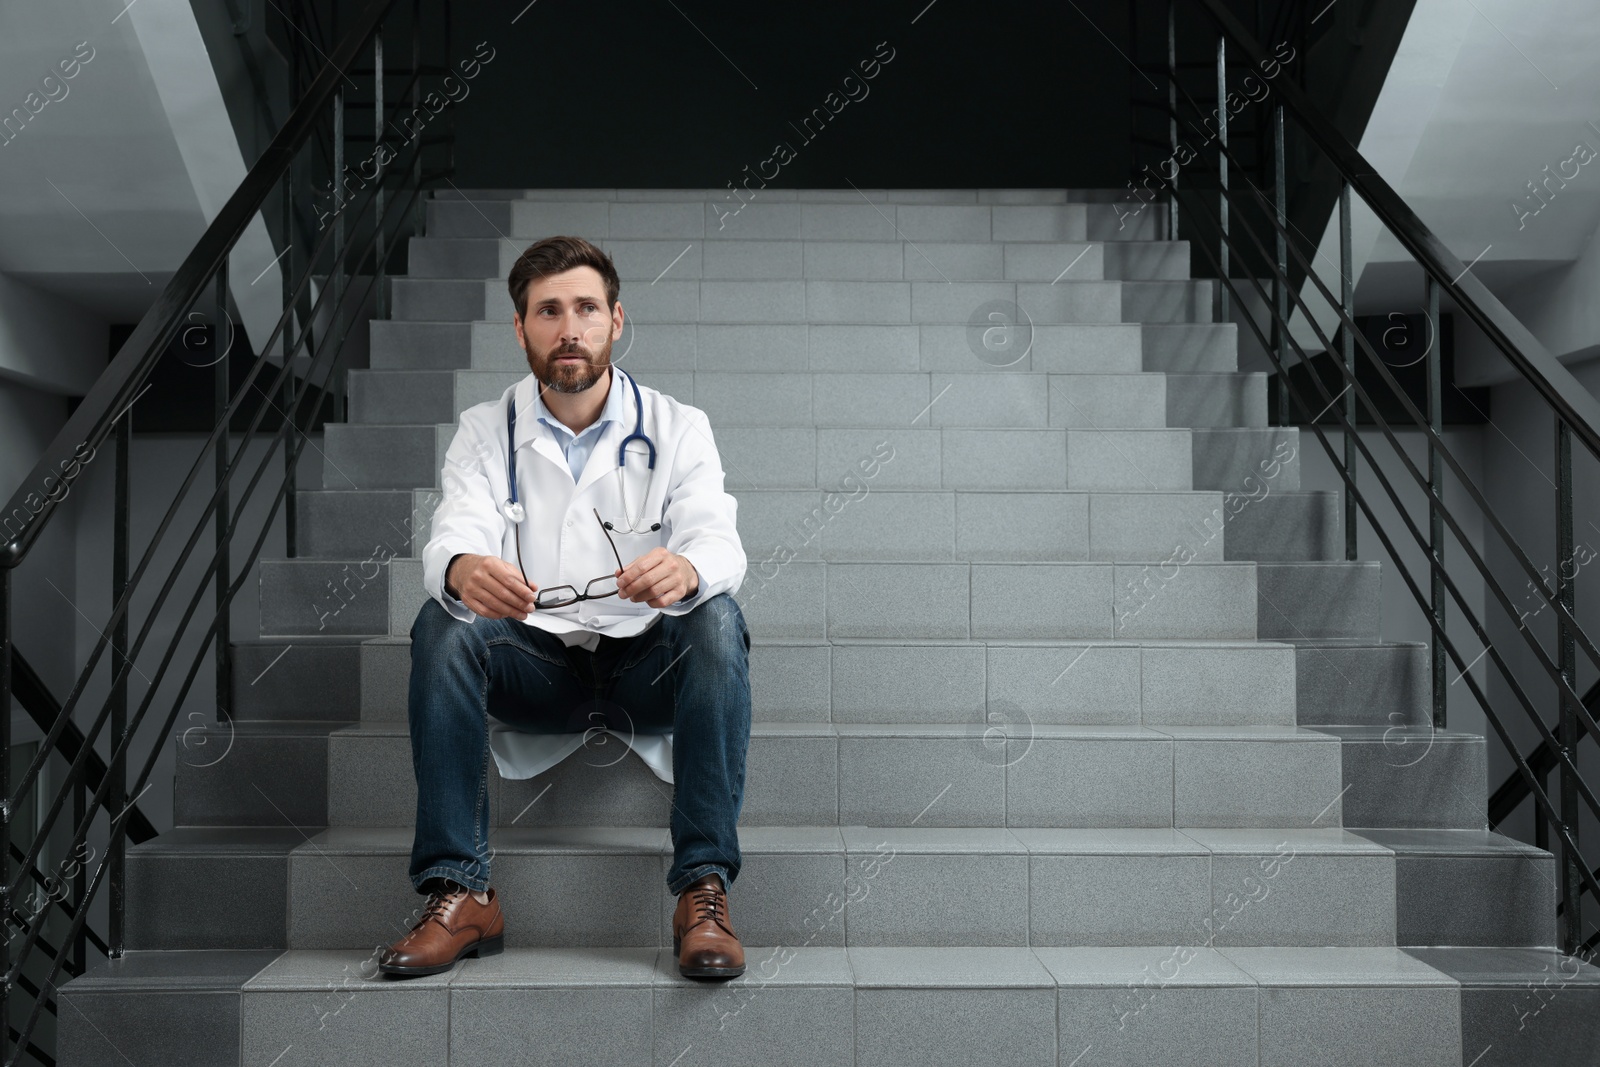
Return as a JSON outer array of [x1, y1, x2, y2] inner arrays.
[[379, 235, 753, 981]]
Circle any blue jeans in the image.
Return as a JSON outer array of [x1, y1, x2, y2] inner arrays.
[[405, 591, 752, 897]]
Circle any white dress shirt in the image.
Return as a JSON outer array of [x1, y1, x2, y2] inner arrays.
[[422, 366, 745, 784]]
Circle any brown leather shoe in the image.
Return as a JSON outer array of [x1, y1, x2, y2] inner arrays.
[[378, 879, 504, 977], [672, 873, 745, 980]]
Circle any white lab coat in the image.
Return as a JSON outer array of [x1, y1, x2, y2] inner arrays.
[[421, 367, 746, 784]]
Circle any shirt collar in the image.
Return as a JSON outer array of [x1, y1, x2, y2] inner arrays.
[[530, 364, 627, 441]]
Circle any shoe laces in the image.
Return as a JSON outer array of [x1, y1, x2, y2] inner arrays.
[[417, 882, 469, 930], [685, 879, 728, 929]]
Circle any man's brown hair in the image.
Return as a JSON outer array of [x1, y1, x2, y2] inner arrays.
[[506, 235, 620, 318]]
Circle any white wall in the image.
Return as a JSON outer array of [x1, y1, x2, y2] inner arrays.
[[0, 377, 81, 698]]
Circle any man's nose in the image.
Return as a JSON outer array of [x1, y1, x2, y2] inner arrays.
[[557, 310, 585, 344]]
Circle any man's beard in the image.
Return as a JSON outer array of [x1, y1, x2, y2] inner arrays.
[[528, 334, 612, 394]]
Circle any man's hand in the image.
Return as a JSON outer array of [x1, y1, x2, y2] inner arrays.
[[616, 549, 699, 608], [447, 554, 538, 619]]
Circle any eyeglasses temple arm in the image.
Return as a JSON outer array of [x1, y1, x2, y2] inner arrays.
[[593, 507, 625, 570]]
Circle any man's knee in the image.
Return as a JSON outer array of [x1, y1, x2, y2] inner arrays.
[[410, 597, 483, 664], [668, 592, 749, 655]]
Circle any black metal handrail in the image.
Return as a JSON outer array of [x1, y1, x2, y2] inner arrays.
[[1136, 0, 1599, 956], [0, 1, 456, 1061], [8, 649, 156, 847], [1160, 70, 1600, 717], [1489, 678, 1597, 828], [1175, 152, 1600, 859]]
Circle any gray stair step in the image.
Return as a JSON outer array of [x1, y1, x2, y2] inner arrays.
[[407, 235, 1195, 284], [1256, 561, 1381, 639], [1221, 490, 1340, 562], [346, 635, 1428, 773], [1292, 640, 1432, 728], [393, 276, 1218, 326], [369, 320, 1234, 375], [323, 419, 1262, 493], [387, 558, 1270, 640], [60, 944, 1600, 1067], [1101, 240, 1192, 280], [1408, 946, 1600, 1067], [57, 949, 283, 1067], [1121, 280, 1213, 324], [258, 556, 394, 638], [278, 825, 1363, 953], [121, 826, 1553, 966], [348, 366, 1268, 431], [1165, 371, 1266, 427], [294, 483, 1338, 566], [1190, 427, 1300, 490], [1353, 830, 1555, 946], [126, 828, 303, 949], [424, 197, 1164, 242], [173, 720, 338, 827], [1141, 322, 1239, 372], [293, 487, 438, 559], [230, 637, 366, 722], [408, 236, 1180, 283], [1322, 726, 1489, 830], [288, 721, 1349, 830], [348, 368, 1266, 430], [261, 557, 1376, 641], [353, 637, 1304, 728], [242, 635, 1424, 754], [306, 485, 1251, 561], [270, 826, 1546, 953], [437, 186, 1129, 203], [437, 187, 1116, 203]]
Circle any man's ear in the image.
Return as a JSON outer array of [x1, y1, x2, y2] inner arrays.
[[611, 301, 625, 341], [512, 309, 526, 348]]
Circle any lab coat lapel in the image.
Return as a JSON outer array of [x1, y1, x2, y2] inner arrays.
[[511, 376, 571, 481], [572, 419, 621, 502], [529, 435, 568, 477]]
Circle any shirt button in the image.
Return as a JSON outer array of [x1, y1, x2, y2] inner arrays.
[[565, 519, 573, 527]]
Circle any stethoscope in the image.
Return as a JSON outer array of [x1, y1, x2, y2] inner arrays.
[[500, 367, 661, 575]]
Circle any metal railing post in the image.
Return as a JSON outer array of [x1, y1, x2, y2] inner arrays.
[[1272, 104, 1288, 422], [282, 172, 299, 559], [444, 3, 455, 178], [73, 751, 85, 974], [411, 0, 423, 237], [1536, 766, 1551, 851], [1340, 181, 1356, 559], [1216, 34, 1229, 324], [1426, 274, 1445, 729], [333, 88, 347, 422], [110, 407, 130, 960], [374, 29, 387, 321], [214, 264, 232, 725], [1167, 0, 1179, 240], [1, 563, 10, 1061], [1555, 415, 1580, 954]]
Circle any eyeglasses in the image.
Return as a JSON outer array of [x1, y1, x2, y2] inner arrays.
[[527, 508, 627, 609]]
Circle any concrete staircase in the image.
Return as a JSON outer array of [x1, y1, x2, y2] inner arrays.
[[59, 189, 1600, 1066]]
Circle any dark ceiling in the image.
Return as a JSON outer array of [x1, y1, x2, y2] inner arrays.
[[448, 1, 1142, 190]]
